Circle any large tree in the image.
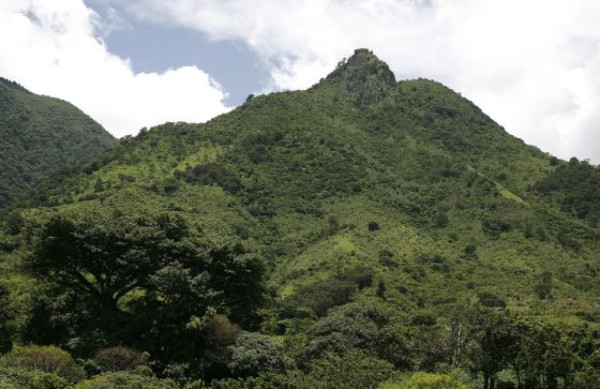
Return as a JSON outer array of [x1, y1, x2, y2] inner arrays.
[[25, 211, 266, 368], [471, 310, 519, 389], [26, 212, 196, 314]]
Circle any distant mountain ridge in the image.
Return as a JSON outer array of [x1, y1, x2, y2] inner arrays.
[[0, 76, 118, 208]]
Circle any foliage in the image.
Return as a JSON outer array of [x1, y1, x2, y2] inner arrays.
[[25, 373, 70, 389], [74, 372, 177, 389], [0, 366, 69, 389], [26, 212, 198, 314], [0, 345, 85, 383], [23, 212, 265, 372], [536, 158, 600, 225], [481, 218, 512, 239], [197, 371, 324, 389], [381, 372, 468, 389], [0, 285, 14, 353], [476, 291, 506, 308], [0, 77, 117, 208], [510, 322, 575, 388], [178, 163, 242, 194], [534, 271, 553, 300], [470, 310, 518, 388], [309, 351, 396, 388], [283, 277, 357, 317], [302, 299, 412, 369], [227, 332, 290, 377], [93, 347, 147, 373]]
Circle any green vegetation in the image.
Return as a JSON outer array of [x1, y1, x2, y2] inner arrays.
[[1, 49, 600, 388], [536, 157, 600, 225], [0, 77, 117, 208], [381, 372, 469, 389]]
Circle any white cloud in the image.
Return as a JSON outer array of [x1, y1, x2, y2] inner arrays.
[[0, 0, 230, 138], [123, 0, 600, 162]]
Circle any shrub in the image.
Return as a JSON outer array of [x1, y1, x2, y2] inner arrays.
[[198, 371, 325, 389], [0, 365, 34, 388], [411, 315, 436, 326], [3, 211, 24, 235], [94, 346, 147, 373], [382, 372, 468, 389], [368, 222, 380, 231], [463, 245, 477, 260], [557, 233, 582, 252], [204, 315, 241, 364], [27, 373, 70, 389], [148, 179, 180, 195], [327, 215, 340, 236], [309, 352, 395, 388], [75, 372, 178, 389], [419, 254, 450, 272], [93, 177, 104, 192], [378, 250, 396, 267], [0, 345, 85, 383], [573, 371, 600, 389], [182, 163, 241, 194], [337, 267, 374, 290], [477, 291, 506, 308], [482, 219, 511, 239], [534, 271, 553, 300], [376, 281, 387, 299], [375, 327, 412, 369], [1, 241, 14, 253], [0, 368, 68, 389], [227, 332, 290, 377], [285, 278, 357, 317], [304, 315, 379, 360], [434, 212, 449, 228]]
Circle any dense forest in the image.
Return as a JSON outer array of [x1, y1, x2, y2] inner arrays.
[[0, 77, 118, 209], [1, 49, 600, 388]]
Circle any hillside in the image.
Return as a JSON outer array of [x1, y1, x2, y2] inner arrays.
[[0, 77, 118, 209], [1, 49, 599, 388]]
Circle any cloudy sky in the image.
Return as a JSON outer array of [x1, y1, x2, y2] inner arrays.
[[1, 0, 599, 163]]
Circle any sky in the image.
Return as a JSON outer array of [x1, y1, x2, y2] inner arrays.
[[0, 1, 599, 163]]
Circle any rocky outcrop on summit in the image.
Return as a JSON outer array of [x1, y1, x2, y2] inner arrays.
[[327, 48, 396, 105]]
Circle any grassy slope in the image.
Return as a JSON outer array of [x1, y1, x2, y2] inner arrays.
[[2, 51, 600, 334]]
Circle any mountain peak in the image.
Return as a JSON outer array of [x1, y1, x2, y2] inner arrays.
[[326, 48, 396, 105]]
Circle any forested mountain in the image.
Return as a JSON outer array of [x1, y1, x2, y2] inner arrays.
[[1, 49, 600, 388], [0, 77, 118, 209]]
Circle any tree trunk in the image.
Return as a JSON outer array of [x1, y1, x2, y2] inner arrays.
[[101, 292, 120, 313]]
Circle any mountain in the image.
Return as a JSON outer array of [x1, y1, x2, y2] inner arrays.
[[1, 49, 600, 388], [0, 77, 118, 208]]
